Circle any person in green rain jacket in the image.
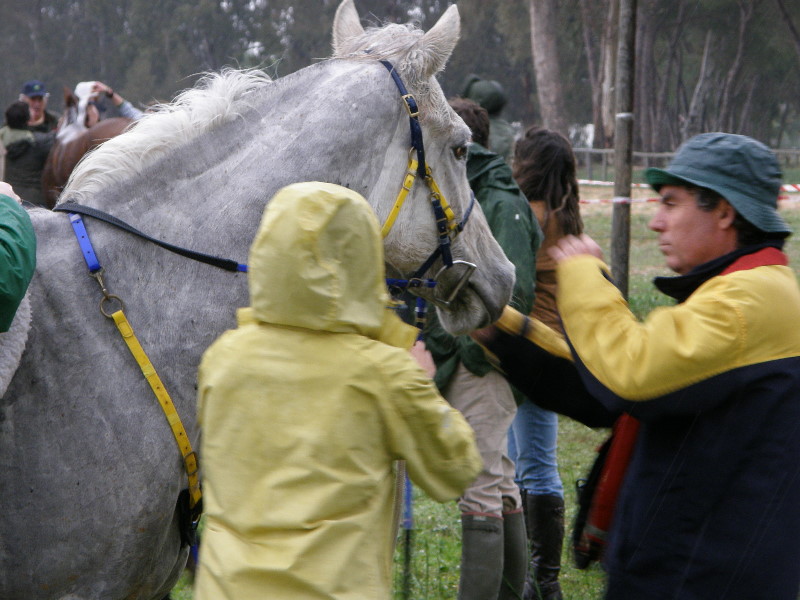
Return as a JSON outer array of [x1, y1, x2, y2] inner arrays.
[[194, 182, 482, 600], [0, 181, 36, 332], [424, 98, 541, 600]]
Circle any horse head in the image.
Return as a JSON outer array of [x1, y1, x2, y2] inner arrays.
[[332, 0, 515, 335], [57, 81, 97, 144]]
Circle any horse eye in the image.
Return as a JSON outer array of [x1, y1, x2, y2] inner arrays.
[[453, 145, 468, 160]]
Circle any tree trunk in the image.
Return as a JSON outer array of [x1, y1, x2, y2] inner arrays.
[[717, 0, 754, 131], [528, 0, 569, 134], [578, 0, 604, 147], [600, 0, 619, 146], [682, 30, 714, 142], [775, 0, 800, 68]]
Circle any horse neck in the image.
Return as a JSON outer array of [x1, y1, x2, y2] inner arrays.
[[57, 122, 86, 145], [79, 61, 405, 243]]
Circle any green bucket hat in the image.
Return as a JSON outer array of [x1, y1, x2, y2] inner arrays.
[[645, 132, 791, 235]]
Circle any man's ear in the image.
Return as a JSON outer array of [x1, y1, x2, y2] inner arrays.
[[718, 199, 737, 230]]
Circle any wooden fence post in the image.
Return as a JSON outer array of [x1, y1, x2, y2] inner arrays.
[[610, 0, 637, 299]]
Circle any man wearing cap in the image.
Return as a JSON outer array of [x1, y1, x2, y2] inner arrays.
[[472, 132, 800, 599], [19, 80, 59, 133], [461, 75, 517, 165]]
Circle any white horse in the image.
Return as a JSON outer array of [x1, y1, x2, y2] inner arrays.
[[0, 1, 514, 598]]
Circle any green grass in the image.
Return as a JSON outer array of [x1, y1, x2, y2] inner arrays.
[[173, 203, 800, 599]]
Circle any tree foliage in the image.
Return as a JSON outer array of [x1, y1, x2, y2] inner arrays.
[[0, 0, 798, 150]]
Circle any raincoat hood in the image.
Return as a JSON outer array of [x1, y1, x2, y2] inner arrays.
[[246, 182, 389, 338]]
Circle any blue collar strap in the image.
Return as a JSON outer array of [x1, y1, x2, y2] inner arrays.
[[54, 202, 248, 273]]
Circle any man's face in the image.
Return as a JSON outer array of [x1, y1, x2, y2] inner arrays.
[[22, 94, 47, 122], [648, 185, 736, 274]]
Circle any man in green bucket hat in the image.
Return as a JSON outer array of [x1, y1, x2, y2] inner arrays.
[[470, 132, 800, 599]]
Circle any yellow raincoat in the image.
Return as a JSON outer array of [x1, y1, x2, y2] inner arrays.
[[194, 182, 481, 600]]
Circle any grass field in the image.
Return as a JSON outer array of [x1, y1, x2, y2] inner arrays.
[[173, 189, 800, 599]]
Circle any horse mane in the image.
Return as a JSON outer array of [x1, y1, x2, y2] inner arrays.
[[63, 19, 457, 204], [63, 68, 273, 204]]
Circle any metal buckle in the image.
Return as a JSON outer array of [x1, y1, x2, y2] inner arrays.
[[433, 260, 476, 307], [99, 294, 126, 318], [184, 450, 199, 477], [408, 260, 476, 309], [401, 94, 420, 118]]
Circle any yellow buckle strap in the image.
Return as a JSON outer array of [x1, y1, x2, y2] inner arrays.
[[424, 167, 457, 232], [381, 154, 460, 240], [111, 310, 202, 509], [381, 153, 419, 238]]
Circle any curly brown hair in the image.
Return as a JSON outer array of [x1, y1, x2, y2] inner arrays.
[[513, 126, 583, 236], [448, 97, 489, 149]]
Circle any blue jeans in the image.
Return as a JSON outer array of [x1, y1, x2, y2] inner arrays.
[[508, 399, 563, 497]]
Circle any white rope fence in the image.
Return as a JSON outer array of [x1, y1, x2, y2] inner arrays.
[[578, 179, 800, 204]]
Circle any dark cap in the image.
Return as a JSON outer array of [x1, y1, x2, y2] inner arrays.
[[21, 80, 48, 98], [460, 75, 507, 115], [645, 132, 790, 235]]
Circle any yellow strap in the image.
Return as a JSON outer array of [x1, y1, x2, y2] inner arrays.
[[111, 310, 202, 509], [381, 155, 419, 238], [424, 167, 458, 231], [381, 154, 459, 239]]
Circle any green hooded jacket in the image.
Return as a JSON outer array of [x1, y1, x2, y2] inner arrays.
[[425, 143, 542, 391], [0, 194, 36, 331]]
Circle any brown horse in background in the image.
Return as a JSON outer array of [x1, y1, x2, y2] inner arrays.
[[41, 84, 133, 208]]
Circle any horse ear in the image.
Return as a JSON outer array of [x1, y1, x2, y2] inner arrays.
[[332, 0, 365, 56], [419, 5, 461, 79], [64, 86, 76, 107]]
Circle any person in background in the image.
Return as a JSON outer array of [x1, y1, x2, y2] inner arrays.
[[90, 81, 144, 122], [0, 102, 55, 207], [0, 181, 36, 331], [193, 182, 482, 600], [507, 126, 583, 600], [19, 80, 59, 133], [461, 75, 517, 165], [424, 97, 541, 600], [473, 132, 800, 600]]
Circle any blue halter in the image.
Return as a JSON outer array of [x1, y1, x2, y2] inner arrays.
[[378, 60, 476, 309]]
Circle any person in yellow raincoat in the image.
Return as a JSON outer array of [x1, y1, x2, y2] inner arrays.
[[194, 181, 482, 600]]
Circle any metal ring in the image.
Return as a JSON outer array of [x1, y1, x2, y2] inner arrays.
[[99, 294, 126, 318]]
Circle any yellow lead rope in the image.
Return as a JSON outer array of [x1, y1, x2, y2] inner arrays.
[[111, 309, 202, 510]]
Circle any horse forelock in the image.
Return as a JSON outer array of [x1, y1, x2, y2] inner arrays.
[[331, 23, 456, 133], [62, 68, 273, 204]]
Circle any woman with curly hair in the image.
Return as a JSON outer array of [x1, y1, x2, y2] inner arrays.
[[508, 126, 583, 600]]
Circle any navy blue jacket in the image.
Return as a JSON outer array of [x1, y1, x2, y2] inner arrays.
[[486, 244, 800, 599]]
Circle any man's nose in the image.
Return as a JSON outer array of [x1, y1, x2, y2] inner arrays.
[[648, 209, 664, 232]]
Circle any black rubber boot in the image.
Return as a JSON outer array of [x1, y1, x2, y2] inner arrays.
[[523, 494, 565, 600], [458, 513, 504, 600], [498, 509, 528, 600]]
